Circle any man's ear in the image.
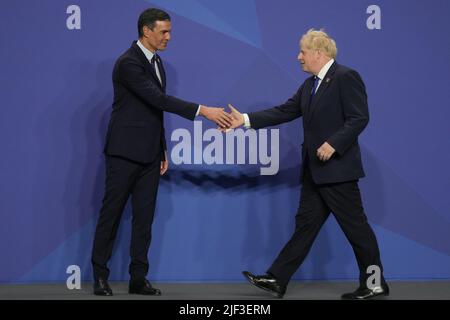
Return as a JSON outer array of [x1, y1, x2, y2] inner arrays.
[[317, 50, 324, 60], [143, 25, 153, 36]]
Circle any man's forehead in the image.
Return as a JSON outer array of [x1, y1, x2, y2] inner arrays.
[[154, 20, 171, 30]]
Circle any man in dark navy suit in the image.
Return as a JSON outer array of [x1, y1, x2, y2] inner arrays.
[[91, 8, 232, 296], [228, 29, 389, 299]]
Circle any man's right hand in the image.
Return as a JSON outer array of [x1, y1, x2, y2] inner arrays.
[[228, 104, 244, 128], [219, 104, 244, 132], [199, 105, 233, 129]]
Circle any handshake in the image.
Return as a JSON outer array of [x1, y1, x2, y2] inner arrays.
[[199, 104, 244, 132]]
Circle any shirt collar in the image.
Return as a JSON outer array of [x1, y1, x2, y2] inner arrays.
[[316, 58, 335, 81], [137, 40, 155, 62]]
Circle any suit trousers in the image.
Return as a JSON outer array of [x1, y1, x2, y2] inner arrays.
[[91, 154, 161, 281], [267, 167, 384, 288]]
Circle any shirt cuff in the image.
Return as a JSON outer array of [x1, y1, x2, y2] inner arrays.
[[243, 113, 251, 128], [195, 105, 202, 117]]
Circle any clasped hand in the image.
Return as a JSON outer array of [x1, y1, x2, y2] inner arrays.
[[208, 104, 244, 132]]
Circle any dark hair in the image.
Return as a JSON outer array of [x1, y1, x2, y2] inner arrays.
[[138, 8, 171, 37]]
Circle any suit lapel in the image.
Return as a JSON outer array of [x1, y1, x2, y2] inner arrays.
[[306, 62, 337, 124], [302, 76, 316, 118], [131, 41, 164, 90]]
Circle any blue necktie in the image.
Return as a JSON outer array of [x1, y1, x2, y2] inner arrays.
[[310, 76, 319, 106]]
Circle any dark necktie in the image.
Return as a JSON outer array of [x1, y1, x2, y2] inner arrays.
[[151, 54, 162, 84], [150, 54, 157, 66], [309, 76, 319, 106]]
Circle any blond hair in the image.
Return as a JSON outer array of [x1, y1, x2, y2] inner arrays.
[[300, 28, 337, 58]]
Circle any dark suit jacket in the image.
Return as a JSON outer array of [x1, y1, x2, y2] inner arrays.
[[104, 41, 198, 164], [248, 62, 369, 184]]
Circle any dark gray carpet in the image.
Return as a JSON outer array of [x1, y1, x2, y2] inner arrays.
[[1, 280, 449, 300]]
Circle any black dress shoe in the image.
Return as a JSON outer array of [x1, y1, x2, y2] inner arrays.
[[93, 278, 113, 296], [242, 271, 286, 298], [129, 279, 161, 296], [341, 284, 389, 300]]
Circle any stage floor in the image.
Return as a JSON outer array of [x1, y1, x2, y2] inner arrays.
[[1, 280, 449, 300]]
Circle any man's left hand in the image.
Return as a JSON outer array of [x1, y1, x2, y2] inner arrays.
[[317, 142, 336, 162], [160, 151, 169, 175]]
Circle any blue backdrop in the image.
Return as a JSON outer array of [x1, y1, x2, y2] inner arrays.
[[1, 0, 449, 283]]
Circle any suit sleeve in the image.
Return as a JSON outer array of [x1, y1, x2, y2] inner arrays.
[[118, 58, 198, 120], [248, 85, 304, 129], [327, 70, 369, 155]]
